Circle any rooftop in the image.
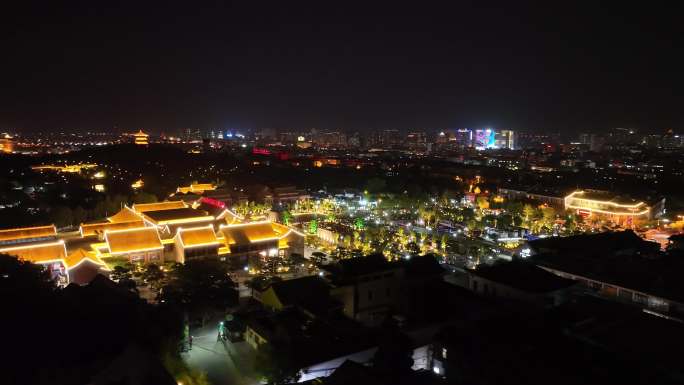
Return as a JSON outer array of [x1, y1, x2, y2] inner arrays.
[[0, 225, 57, 243], [322, 254, 400, 279], [80, 220, 145, 237], [107, 207, 142, 223], [219, 221, 296, 245], [0, 240, 67, 264], [131, 200, 187, 213], [565, 190, 645, 207], [266, 276, 334, 314], [141, 208, 213, 224], [64, 248, 110, 270], [105, 228, 162, 254], [529, 230, 657, 256], [470, 260, 576, 293], [176, 226, 219, 247], [531, 233, 684, 302]]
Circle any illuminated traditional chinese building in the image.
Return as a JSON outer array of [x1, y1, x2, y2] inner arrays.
[[0, 133, 14, 153], [176, 183, 216, 195], [31, 163, 98, 173], [564, 190, 665, 222], [173, 225, 221, 263], [217, 221, 305, 269], [100, 227, 164, 263], [0, 239, 109, 285], [0, 225, 57, 246], [133, 129, 149, 145]]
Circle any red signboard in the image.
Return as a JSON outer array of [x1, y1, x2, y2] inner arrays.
[[200, 197, 226, 209], [252, 147, 272, 155]]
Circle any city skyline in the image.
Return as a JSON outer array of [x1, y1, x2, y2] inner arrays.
[[2, 2, 682, 132]]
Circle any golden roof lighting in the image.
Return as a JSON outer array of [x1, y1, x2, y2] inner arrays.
[[175, 225, 220, 248], [131, 179, 144, 189], [176, 183, 217, 194], [0, 225, 57, 243], [108, 206, 144, 223], [104, 227, 163, 255], [134, 130, 149, 145], [0, 240, 67, 264], [64, 248, 111, 271], [80, 220, 145, 237], [132, 200, 187, 213]]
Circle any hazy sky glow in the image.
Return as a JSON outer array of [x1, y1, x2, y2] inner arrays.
[[1, 2, 682, 132]]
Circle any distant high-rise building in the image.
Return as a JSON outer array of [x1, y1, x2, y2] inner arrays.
[[495, 129, 516, 150], [380, 129, 400, 147], [183, 128, 201, 142], [455, 129, 473, 147]]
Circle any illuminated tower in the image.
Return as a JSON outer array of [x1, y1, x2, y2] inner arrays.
[[0, 133, 14, 153], [133, 130, 149, 145]]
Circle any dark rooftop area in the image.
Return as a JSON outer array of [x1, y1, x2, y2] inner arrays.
[[268, 276, 337, 315], [142, 207, 210, 222], [321, 254, 400, 280], [470, 261, 576, 293], [529, 230, 659, 257], [531, 236, 684, 303]]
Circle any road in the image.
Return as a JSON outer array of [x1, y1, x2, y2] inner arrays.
[[182, 319, 260, 385]]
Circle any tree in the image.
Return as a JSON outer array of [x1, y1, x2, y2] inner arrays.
[[110, 265, 132, 282], [308, 219, 318, 234], [523, 204, 536, 225], [143, 263, 165, 287], [311, 251, 327, 265], [73, 206, 87, 225], [476, 196, 490, 210], [281, 210, 292, 225], [133, 191, 158, 204], [365, 177, 387, 194], [254, 345, 301, 384], [160, 260, 238, 323], [51, 205, 73, 228], [541, 207, 557, 226], [0, 253, 55, 293]]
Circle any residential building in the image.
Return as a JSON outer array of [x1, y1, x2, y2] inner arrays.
[[466, 261, 577, 308]]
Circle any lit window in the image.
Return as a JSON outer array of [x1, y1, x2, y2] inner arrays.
[[442, 348, 447, 359]]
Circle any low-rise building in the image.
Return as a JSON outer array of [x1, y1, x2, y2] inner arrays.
[[172, 225, 220, 263], [530, 231, 684, 317], [0, 240, 110, 285], [218, 221, 305, 268], [466, 261, 577, 307], [564, 190, 665, 221], [102, 227, 164, 263]]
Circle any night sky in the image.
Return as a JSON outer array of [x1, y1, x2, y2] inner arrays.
[[1, 2, 682, 133]]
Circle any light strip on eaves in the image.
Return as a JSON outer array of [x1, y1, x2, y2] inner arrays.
[[154, 216, 215, 226], [565, 204, 650, 217], [0, 239, 65, 252], [564, 191, 647, 209]]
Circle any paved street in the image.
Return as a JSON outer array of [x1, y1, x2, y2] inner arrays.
[[182, 319, 260, 385]]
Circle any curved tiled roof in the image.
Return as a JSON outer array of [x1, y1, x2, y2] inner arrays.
[[177, 226, 219, 247], [107, 207, 142, 223], [64, 248, 110, 270], [0, 241, 67, 263], [105, 227, 162, 254], [0, 225, 56, 243], [132, 200, 187, 213], [80, 220, 145, 237]]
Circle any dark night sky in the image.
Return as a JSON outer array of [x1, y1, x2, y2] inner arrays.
[[1, 2, 682, 133]]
